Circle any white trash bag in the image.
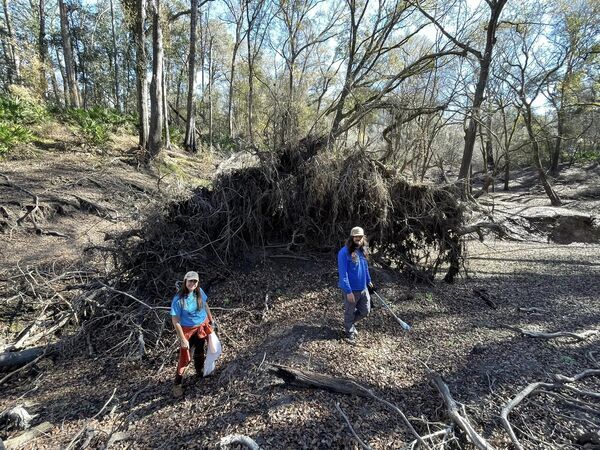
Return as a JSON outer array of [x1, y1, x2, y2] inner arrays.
[[203, 332, 222, 377]]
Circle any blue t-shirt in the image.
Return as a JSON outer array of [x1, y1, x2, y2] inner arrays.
[[338, 246, 371, 294], [170, 289, 208, 327]]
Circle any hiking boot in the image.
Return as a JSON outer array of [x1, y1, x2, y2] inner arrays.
[[172, 384, 183, 398]]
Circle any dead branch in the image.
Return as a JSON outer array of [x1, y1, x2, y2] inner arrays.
[[458, 221, 507, 240], [219, 434, 263, 450], [500, 369, 600, 450], [335, 402, 373, 450], [518, 307, 548, 314], [505, 326, 598, 341], [404, 426, 454, 450], [429, 373, 495, 450], [473, 288, 497, 309]]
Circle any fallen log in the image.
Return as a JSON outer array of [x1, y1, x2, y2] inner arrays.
[[0, 348, 45, 373], [268, 364, 372, 397], [3, 422, 53, 449]]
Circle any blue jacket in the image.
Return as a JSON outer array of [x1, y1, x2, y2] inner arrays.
[[338, 246, 371, 294]]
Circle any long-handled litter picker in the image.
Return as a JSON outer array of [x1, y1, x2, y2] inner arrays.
[[372, 291, 411, 331]]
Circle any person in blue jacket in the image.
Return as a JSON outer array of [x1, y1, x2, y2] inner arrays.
[[337, 226, 374, 343]]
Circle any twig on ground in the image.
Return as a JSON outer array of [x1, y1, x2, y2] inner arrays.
[[501, 369, 600, 450], [504, 326, 598, 342], [335, 402, 373, 450]]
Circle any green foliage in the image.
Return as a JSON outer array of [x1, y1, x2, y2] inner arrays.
[[0, 94, 47, 124], [63, 107, 135, 147], [0, 93, 44, 155], [0, 121, 34, 155], [569, 147, 600, 164]]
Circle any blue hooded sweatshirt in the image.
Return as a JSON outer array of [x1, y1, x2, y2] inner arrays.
[[338, 246, 371, 294]]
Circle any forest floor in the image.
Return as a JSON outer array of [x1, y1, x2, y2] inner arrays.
[[1, 135, 599, 450]]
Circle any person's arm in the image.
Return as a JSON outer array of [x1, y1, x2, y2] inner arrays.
[[338, 249, 355, 303], [171, 315, 189, 348], [206, 303, 214, 324], [365, 257, 372, 287]]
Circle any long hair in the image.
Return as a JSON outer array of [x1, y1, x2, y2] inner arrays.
[[345, 235, 369, 259], [177, 284, 201, 309]]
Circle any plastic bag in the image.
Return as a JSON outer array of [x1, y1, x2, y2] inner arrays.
[[203, 332, 222, 377]]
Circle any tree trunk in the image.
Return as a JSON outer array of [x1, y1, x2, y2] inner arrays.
[[37, 0, 49, 97], [58, 0, 81, 107], [184, 0, 197, 152], [245, 5, 254, 145], [523, 102, 562, 206], [163, 60, 170, 149], [55, 46, 69, 106], [457, 0, 507, 192], [550, 108, 564, 177], [148, 0, 164, 159], [2, 0, 20, 83], [208, 36, 213, 151], [134, 0, 149, 148], [504, 151, 510, 191], [228, 39, 241, 138], [109, 0, 122, 112]]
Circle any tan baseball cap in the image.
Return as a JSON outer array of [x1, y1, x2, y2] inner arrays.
[[350, 226, 365, 236], [184, 271, 199, 282]]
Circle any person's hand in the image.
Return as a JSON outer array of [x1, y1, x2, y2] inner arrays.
[[368, 283, 376, 294], [210, 320, 219, 332], [346, 292, 356, 303], [179, 338, 189, 349]]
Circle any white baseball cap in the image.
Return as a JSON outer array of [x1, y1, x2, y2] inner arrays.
[[350, 226, 365, 236], [184, 271, 199, 282]]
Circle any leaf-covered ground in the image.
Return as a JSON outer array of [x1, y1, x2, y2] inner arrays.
[[1, 149, 599, 449], [2, 238, 598, 449]]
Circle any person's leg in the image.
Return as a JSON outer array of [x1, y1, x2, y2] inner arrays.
[[190, 333, 206, 377], [174, 345, 191, 385], [353, 289, 371, 324], [342, 290, 357, 336]]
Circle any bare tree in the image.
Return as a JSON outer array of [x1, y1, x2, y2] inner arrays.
[[500, 22, 563, 206], [109, 0, 122, 112], [545, 0, 600, 176], [129, 0, 149, 148], [58, 0, 81, 107], [325, 0, 463, 142], [1, 0, 20, 83], [412, 0, 508, 192], [148, 0, 164, 159], [184, 0, 198, 152], [222, 0, 247, 138]]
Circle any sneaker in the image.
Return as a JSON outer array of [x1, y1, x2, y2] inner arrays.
[[172, 384, 183, 398], [346, 332, 357, 344]]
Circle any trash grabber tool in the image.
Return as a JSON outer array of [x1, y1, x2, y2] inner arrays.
[[373, 291, 411, 331]]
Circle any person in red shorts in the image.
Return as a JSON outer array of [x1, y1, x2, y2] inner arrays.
[[170, 271, 214, 397]]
